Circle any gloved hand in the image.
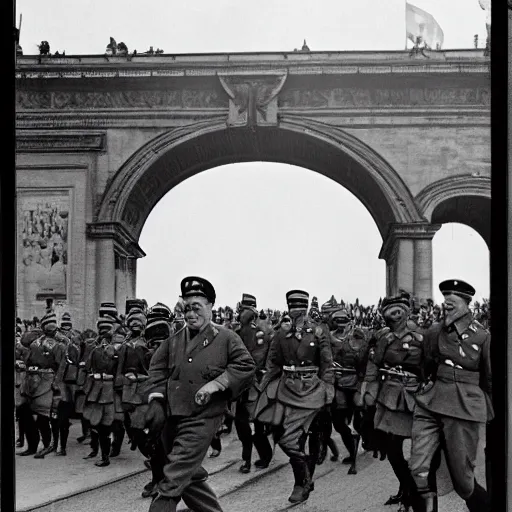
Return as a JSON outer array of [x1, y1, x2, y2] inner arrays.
[[145, 398, 166, 434], [195, 379, 226, 405], [325, 383, 335, 404]]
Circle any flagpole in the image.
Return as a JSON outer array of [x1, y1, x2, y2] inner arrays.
[[404, 1, 408, 50]]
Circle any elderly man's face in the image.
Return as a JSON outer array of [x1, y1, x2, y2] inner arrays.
[[184, 296, 212, 331]]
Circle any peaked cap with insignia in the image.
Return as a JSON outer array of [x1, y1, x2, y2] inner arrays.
[[286, 290, 309, 310], [125, 298, 146, 315], [99, 302, 118, 319], [439, 279, 475, 302], [241, 293, 257, 312], [60, 312, 72, 329], [41, 312, 58, 330], [321, 295, 340, 313], [380, 292, 411, 313], [180, 276, 216, 305]]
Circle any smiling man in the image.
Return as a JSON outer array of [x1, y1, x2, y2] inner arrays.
[[410, 279, 492, 512], [142, 276, 256, 512]]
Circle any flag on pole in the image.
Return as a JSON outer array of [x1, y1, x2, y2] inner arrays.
[[406, 2, 444, 49]]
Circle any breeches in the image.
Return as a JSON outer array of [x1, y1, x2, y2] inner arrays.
[[158, 415, 223, 499], [410, 406, 481, 499], [274, 407, 318, 461]]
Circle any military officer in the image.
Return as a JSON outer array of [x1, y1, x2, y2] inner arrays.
[[410, 280, 492, 512], [20, 312, 67, 458], [330, 308, 369, 475], [254, 290, 334, 504], [362, 293, 425, 511], [82, 315, 124, 467], [234, 293, 273, 473], [142, 276, 255, 512]]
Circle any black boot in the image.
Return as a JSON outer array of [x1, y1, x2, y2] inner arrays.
[[34, 444, 56, 459], [415, 492, 437, 512], [110, 422, 125, 457], [239, 460, 251, 474], [96, 434, 111, 467], [328, 437, 339, 461], [348, 434, 360, 475], [384, 487, 404, 505], [465, 481, 490, 512], [288, 459, 312, 504], [56, 423, 69, 456], [84, 429, 99, 459]]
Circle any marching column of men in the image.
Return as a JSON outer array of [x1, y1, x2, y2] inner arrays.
[[14, 276, 492, 512]]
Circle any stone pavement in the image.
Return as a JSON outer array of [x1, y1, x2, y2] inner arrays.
[[14, 419, 487, 512]]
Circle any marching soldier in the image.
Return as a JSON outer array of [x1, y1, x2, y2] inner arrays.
[[142, 276, 255, 512], [330, 308, 369, 475], [82, 314, 124, 467], [234, 293, 273, 473], [53, 312, 82, 456], [76, 328, 98, 445], [19, 312, 66, 458], [253, 290, 334, 504], [410, 280, 492, 512], [140, 304, 175, 499], [115, 303, 151, 453], [362, 293, 426, 511]]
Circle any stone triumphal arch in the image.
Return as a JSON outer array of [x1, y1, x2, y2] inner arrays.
[[15, 49, 490, 329]]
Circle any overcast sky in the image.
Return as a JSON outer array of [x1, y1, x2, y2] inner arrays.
[[17, 0, 490, 311]]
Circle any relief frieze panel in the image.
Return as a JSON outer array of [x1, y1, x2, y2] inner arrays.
[[16, 89, 228, 110], [278, 86, 490, 108]]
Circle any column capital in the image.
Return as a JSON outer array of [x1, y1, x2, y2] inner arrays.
[[86, 222, 146, 259], [379, 222, 442, 261]]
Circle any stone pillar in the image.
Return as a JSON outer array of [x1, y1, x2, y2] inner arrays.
[[379, 223, 441, 300], [115, 254, 128, 314], [126, 258, 137, 299], [96, 238, 116, 309]]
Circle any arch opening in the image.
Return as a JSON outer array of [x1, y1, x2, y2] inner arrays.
[[98, 121, 422, 243]]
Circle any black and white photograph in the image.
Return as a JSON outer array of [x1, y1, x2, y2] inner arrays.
[[11, 0, 503, 511]]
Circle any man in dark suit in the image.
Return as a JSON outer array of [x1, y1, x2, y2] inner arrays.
[[143, 276, 256, 512]]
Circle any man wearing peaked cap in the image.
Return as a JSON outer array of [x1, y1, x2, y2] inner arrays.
[[253, 289, 334, 505], [19, 311, 67, 459], [141, 276, 255, 512], [409, 279, 492, 512], [233, 293, 273, 474]]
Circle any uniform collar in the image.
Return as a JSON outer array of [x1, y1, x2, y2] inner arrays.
[[446, 312, 473, 335]]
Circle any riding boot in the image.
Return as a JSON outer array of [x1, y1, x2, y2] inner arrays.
[[110, 420, 125, 457], [77, 417, 90, 443], [327, 437, 339, 461], [384, 486, 404, 506], [84, 429, 99, 458], [340, 427, 356, 464], [96, 432, 111, 467], [465, 481, 490, 512], [252, 423, 273, 467], [348, 434, 360, 474], [56, 422, 69, 455], [50, 417, 60, 452], [288, 458, 312, 504], [18, 407, 39, 455]]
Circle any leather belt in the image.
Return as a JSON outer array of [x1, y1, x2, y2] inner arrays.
[[283, 365, 318, 379], [437, 363, 479, 385], [333, 366, 357, 374], [92, 373, 114, 381], [379, 367, 418, 382], [27, 366, 54, 373]]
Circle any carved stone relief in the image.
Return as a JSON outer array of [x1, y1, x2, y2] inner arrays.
[[279, 86, 490, 108], [218, 74, 287, 126]]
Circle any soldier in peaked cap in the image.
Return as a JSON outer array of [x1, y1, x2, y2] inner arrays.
[[253, 290, 334, 505], [141, 276, 255, 512], [18, 311, 67, 458], [329, 308, 369, 475], [361, 292, 427, 510], [233, 293, 274, 474], [409, 280, 492, 512]]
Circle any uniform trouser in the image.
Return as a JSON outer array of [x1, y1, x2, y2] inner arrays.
[[384, 433, 417, 500], [54, 401, 73, 450], [17, 403, 39, 451], [331, 408, 362, 459], [35, 414, 52, 448], [274, 407, 319, 485], [111, 419, 125, 453], [158, 414, 224, 512], [410, 406, 483, 500], [90, 424, 112, 459], [235, 400, 272, 463]]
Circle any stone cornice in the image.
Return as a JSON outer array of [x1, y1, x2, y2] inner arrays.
[[378, 223, 442, 261], [15, 50, 489, 79], [86, 222, 146, 258], [16, 131, 106, 152]]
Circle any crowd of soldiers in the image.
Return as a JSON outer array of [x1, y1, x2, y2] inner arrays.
[[15, 278, 492, 512]]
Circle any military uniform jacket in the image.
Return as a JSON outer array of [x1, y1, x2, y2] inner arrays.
[[415, 315, 493, 423], [364, 326, 424, 413], [236, 322, 272, 371], [331, 325, 369, 390], [143, 323, 255, 418], [259, 318, 334, 410]]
